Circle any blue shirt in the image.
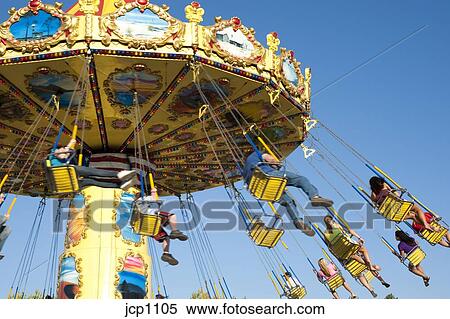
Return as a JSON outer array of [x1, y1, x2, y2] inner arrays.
[[242, 151, 276, 182], [49, 154, 66, 167]]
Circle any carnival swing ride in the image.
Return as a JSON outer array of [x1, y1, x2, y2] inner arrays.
[[0, 0, 447, 299]]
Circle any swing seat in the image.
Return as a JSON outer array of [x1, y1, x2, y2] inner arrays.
[[344, 259, 368, 278], [406, 247, 426, 267], [248, 165, 287, 202], [362, 270, 375, 282], [131, 200, 163, 237], [420, 221, 448, 245], [327, 232, 360, 261], [378, 193, 413, 222], [326, 273, 345, 291], [286, 286, 307, 299], [44, 160, 80, 195], [248, 220, 284, 248]]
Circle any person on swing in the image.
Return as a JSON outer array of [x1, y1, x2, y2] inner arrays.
[[136, 188, 188, 266], [49, 139, 139, 190], [0, 214, 11, 260], [243, 151, 334, 235]]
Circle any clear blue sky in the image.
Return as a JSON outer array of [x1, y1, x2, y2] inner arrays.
[[1, 0, 449, 299]]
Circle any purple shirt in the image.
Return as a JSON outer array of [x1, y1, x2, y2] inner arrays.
[[398, 241, 417, 254]]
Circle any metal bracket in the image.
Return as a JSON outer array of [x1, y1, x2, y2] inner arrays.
[[198, 104, 209, 120], [304, 118, 318, 132], [51, 94, 60, 111], [190, 61, 201, 84], [301, 144, 316, 159], [265, 86, 281, 105]]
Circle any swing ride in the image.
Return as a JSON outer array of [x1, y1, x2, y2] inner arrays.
[[0, 0, 447, 300]]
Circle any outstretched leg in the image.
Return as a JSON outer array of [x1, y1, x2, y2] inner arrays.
[[268, 169, 333, 207], [358, 275, 377, 298], [410, 205, 435, 232], [279, 193, 315, 236], [356, 246, 379, 271], [372, 270, 390, 288], [342, 281, 357, 298], [166, 214, 188, 241], [160, 238, 179, 266], [74, 166, 119, 179], [438, 231, 450, 248]]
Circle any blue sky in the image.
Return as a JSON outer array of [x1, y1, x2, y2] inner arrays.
[[1, 0, 449, 299]]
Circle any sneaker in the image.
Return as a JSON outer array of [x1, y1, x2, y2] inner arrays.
[[117, 170, 137, 181], [424, 277, 430, 287], [169, 230, 188, 241], [370, 290, 378, 298], [382, 282, 390, 288], [294, 219, 315, 237], [120, 177, 139, 190], [310, 196, 334, 208], [350, 295, 358, 299], [161, 253, 179, 266], [0, 254, 4, 261]]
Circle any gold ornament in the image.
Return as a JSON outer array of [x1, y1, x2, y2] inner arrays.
[[185, 2, 205, 24], [79, 0, 100, 15], [267, 32, 280, 52]]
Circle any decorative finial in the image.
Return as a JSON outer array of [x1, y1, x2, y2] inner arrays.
[[136, 0, 149, 12], [231, 17, 241, 31], [266, 32, 280, 52], [28, 0, 42, 14], [79, 0, 100, 15], [185, 2, 205, 24]]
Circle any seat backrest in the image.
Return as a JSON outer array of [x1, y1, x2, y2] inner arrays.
[[406, 247, 426, 267], [344, 259, 367, 278], [378, 194, 413, 222]]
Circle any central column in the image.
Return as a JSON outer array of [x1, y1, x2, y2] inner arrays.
[[57, 186, 152, 299]]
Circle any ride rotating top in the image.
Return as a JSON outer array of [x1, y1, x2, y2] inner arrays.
[[0, 0, 312, 197]]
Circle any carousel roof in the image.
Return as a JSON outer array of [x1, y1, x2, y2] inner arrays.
[[0, 0, 312, 196]]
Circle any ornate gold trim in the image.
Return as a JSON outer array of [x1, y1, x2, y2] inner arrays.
[[103, 64, 163, 114], [0, 1, 79, 56], [99, 1, 185, 50], [64, 194, 90, 250], [277, 48, 306, 100], [114, 251, 150, 299], [204, 17, 265, 70], [56, 252, 84, 299]]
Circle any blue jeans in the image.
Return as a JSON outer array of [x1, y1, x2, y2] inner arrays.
[[262, 167, 319, 221], [0, 216, 11, 252]]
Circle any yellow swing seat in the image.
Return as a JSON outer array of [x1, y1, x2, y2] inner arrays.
[[327, 232, 360, 261], [44, 160, 80, 195], [344, 259, 369, 278], [326, 273, 345, 291], [378, 193, 414, 222], [131, 201, 163, 237], [248, 166, 287, 202], [248, 219, 284, 248], [420, 221, 448, 245], [406, 247, 426, 267], [286, 286, 307, 299]]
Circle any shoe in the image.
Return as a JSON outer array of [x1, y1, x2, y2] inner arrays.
[[169, 230, 188, 241], [424, 277, 430, 287], [370, 290, 378, 298], [120, 177, 139, 190], [294, 219, 315, 237], [161, 253, 179, 266], [310, 196, 334, 208], [117, 170, 137, 181], [382, 282, 390, 288], [350, 295, 358, 299], [0, 254, 4, 261]]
